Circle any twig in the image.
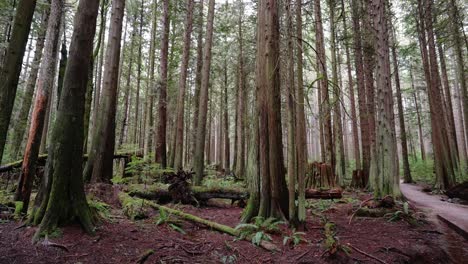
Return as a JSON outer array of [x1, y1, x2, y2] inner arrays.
[[348, 197, 374, 224], [347, 243, 388, 264], [295, 247, 314, 261]]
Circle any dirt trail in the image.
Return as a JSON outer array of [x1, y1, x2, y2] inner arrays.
[[401, 182, 468, 262]]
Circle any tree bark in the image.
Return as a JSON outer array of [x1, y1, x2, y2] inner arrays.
[[0, 0, 37, 164], [174, 0, 195, 170], [14, 0, 63, 214], [83, 0, 125, 183], [155, 0, 170, 168], [235, 2, 246, 180], [193, 0, 215, 185], [8, 8, 50, 160], [31, 0, 100, 237]]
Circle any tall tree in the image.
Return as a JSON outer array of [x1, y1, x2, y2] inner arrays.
[[369, 0, 400, 197], [0, 0, 37, 163], [193, 0, 215, 185], [314, 0, 333, 170], [8, 7, 50, 160], [256, 0, 288, 219], [341, 0, 360, 170], [155, 0, 170, 168], [83, 0, 125, 183], [173, 0, 195, 170], [14, 0, 63, 214], [190, 0, 204, 166], [235, 0, 246, 179], [31, 0, 100, 237], [390, 29, 412, 183]]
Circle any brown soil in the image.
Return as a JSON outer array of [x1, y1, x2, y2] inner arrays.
[[0, 190, 465, 264]]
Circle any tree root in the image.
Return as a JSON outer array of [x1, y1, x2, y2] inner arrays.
[[347, 243, 388, 264]]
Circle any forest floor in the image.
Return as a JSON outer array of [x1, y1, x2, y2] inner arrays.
[[2, 185, 467, 264]]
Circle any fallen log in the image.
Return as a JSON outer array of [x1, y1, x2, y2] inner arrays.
[[127, 184, 249, 204], [0, 152, 135, 173], [128, 184, 342, 203], [118, 192, 278, 251]]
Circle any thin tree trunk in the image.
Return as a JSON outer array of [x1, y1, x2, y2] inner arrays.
[[235, 2, 246, 180], [134, 0, 144, 148], [193, 0, 215, 185], [155, 0, 170, 168], [83, 0, 125, 183], [174, 0, 195, 169]]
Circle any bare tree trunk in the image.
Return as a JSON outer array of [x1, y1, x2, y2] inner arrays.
[[174, 0, 195, 169], [390, 27, 412, 183], [8, 8, 50, 160], [295, 0, 306, 224], [369, 0, 400, 197], [193, 0, 215, 185], [341, 0, 360, 170], [155, 0, 170, 168], [235, 2, 246, 179], [144, 0, 158, 159], [314, 0, 333, 171], [83, 0, 125, 183], [0, 0, 37, 163], [14, 0, 63, 214], [133, 0, 144, 148], [223, 55, 230, 171]]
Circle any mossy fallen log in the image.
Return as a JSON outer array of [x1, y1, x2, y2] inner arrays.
[[118, 192, 278, 251], [0, 152, 134, 173], [127, 184, 342, 203]]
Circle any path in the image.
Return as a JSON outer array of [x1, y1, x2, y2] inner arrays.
[[400, 182, 468, 240]]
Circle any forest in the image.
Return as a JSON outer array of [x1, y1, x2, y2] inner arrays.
[[0, 0, 467, 263]]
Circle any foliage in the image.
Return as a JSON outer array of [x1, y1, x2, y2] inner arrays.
[[234, 217, 284, 246], [384, 201, 425, 226], [154, 207, 186, 234], [283, 229, 308, 247], [306, 199, 335, 212], [408, 158, 434, 184], [14, 201, 23, 217], [87, 196, 111, 220], [202, 174, 245, 190], [123, 155, 174, 183]]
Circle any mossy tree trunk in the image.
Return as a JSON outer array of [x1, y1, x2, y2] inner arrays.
[[0, 0, 37, 164], [31, 0, 100, 237], [14, 0, 63, 214]]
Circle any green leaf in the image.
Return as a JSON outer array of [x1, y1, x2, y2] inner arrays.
[[169, 223, 186, 235]]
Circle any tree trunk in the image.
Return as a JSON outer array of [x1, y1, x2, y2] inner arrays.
[[0, 0, 37, 164], [410, 67, 425, 161], [341, 0, 360, 170], [83, 0, 125, 183], [390, 28, 412, 183], [328, 0, 345, 185], [369, 0, 400, 198], [223, 55, 230, 171], [174, 0, 195, 170], [235, 2, 246, 180], [193, 0, 215, 185], [285, 0, 297, 224], [134, 0, 144, 148], [14, 0, 63, 214], [144, 0, 158, 160], [314, 0, 333, 171], [295, 0, 306, 224], [119, 14, 137, 148], [8, 8, 50, 160], [155, 0, 170, 168], [256, 0, 289, 219], [31, 0, 100, 238]]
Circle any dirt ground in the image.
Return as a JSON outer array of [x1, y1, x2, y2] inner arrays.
[[1, 189, 467, 264]]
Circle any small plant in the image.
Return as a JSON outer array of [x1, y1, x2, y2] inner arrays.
[[154, 208, 186, 234], [307, 199, 335, 212], [385, 202, 423, 225], [234, 217, 284, 246], [87, 197, 111, 220], [283, 229, 308, 247]]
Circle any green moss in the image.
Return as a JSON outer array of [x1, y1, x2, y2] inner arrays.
[[14, 201, 23, 217], [87, 196, 111, 220], [118, 192, 149, 220]]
